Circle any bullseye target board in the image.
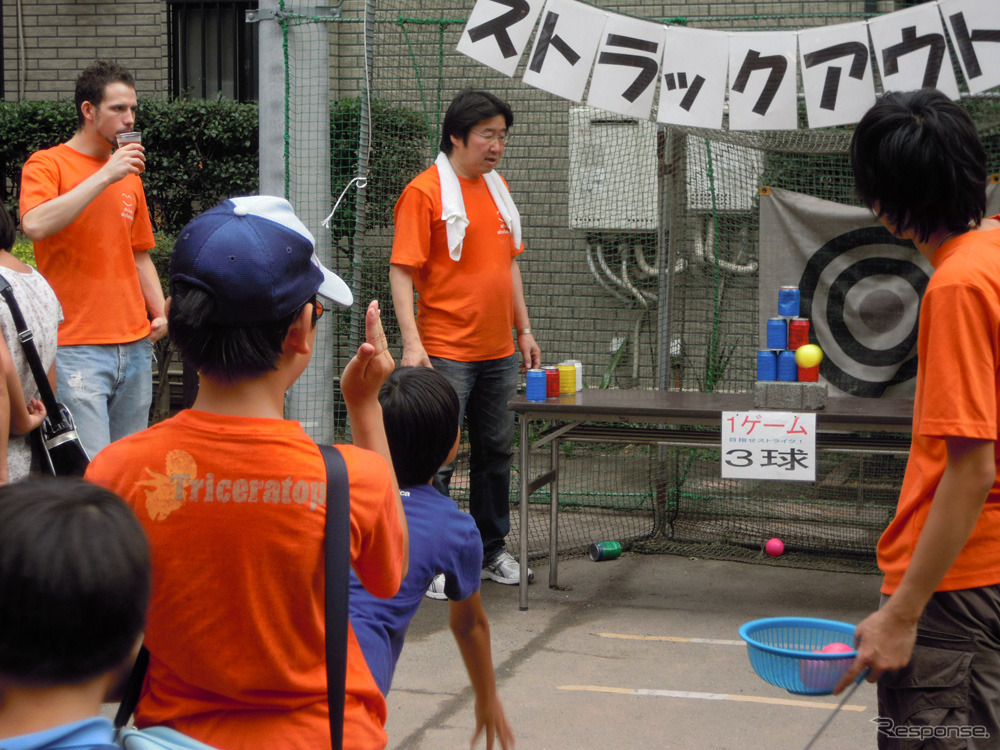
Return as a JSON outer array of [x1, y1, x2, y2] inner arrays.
[[759, 184, 1000, 398]]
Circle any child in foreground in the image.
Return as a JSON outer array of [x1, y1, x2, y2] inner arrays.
[[85, 195, 408, 749], [349, 366, 514, 749], [0, 478, 151, 749]]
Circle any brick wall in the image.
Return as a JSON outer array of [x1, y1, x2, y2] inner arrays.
[[3, 0, 167, 102]]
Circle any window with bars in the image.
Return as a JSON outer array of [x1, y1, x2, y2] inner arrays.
[[168, 1, 258, 101]]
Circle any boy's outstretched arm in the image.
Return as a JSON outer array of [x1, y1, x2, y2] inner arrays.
[[339, 299, 408, 576], [449, 592, 515, 749]]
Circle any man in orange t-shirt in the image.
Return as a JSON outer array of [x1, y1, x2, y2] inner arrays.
[[86, 196, 409, 749], [836, 90, 1000, 745], [19, 60, 165, 460], [390, 90, 541, 591]]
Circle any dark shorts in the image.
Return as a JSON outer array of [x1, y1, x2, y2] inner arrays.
[[877, 585, 1000, 749]]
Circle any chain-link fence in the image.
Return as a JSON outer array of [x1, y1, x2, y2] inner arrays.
[[271, 1, 1000, 572]]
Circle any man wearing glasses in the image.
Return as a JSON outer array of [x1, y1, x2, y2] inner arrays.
[[390, 89, 541, 594]]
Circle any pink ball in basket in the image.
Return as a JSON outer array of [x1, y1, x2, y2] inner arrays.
[[798, 641, 854, 691], [765, 538, 784, 557]]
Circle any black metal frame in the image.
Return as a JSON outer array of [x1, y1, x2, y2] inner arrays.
[[167, 1, 258, 101]]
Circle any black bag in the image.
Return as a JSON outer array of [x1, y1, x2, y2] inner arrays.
[[0, 276, 90, 476]]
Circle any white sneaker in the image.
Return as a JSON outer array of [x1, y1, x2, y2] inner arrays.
[[481, 550, 534, 585], [425, 573, 448, 600]]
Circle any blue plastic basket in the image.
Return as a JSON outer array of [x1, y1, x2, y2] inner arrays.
[[738, 617, 857, 695]]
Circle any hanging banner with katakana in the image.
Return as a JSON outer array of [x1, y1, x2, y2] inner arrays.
[[798, 21, 877, 128], [456, 0, 545, 77], [940, 0, 1000, 95], [656, 26, 730, 129], [868, 2, 960, 98], [727, 31, 799, 131], [722, 411, 817, 482], [456, 0, 1000, 130], [585, 14, 665, 119], [521, 0, 608, 102]]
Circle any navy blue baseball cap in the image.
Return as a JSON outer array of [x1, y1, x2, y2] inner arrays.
[[170, 195, 353, 325]]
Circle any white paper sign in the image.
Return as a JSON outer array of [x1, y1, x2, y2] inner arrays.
[[868, 3, 960, 99], [586, 15, 665, 119], [721, 411, 817, 482], [798, 22, 876, 128], [728, 31, 799, 131], [457, 0, 546, 77], [522, 0, 608, 102], [656, 26, 730, 129], [940, 0, 1000, 95]]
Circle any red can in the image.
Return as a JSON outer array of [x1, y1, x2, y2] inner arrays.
[[788, 317, 810, 351], [544, 366, 560, 398], [798, 364, 820, 382]]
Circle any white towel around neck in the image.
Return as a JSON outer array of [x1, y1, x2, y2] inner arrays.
[[435, 151, 522, 261]]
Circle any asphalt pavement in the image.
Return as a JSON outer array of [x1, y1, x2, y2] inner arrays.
[[386, 552, 883, 750]]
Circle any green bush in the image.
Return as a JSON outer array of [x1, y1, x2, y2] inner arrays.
[[329, 97, 429, 248], [0, 97, 259, 235], [138, 98, 259, 233]]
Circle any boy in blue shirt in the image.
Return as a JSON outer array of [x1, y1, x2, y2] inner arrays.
[[0, 478, 151, 749], [349, 367, 513, 748]]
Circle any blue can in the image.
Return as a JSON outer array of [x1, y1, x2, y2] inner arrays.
[[766, 318, 787, 350], [526, 369, 547, 401], [756, 350, 777, 381], [777, 350, 798, 381], [778, 286, 800, 317]]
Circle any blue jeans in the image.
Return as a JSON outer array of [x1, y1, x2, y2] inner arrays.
[[430, 353, 518, 563], [56, 340, 153, 460]]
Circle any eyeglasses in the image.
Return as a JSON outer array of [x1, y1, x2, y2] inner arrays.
[[311, 298, 325, 326], [471, 129, 511, 145]]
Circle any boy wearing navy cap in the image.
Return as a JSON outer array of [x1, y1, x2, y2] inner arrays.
[[85, 196, 408, 750]]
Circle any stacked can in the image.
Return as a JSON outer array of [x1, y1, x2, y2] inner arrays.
[[758, 285, 817, 384]]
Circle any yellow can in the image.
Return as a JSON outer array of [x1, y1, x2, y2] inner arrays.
[[558, 363, 576, 395]]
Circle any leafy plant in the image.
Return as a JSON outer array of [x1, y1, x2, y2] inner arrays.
[[138, 97, 259, 233], [328, 97, 430, 248]]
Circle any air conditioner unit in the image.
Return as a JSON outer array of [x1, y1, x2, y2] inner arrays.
[[568, 106, 659, 231], [685, 136, 764, 213]]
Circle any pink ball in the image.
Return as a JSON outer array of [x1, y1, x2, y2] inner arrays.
[[765, 538, 784, 557], [821, 642, 853, 654], [798, 641, 854, 692]]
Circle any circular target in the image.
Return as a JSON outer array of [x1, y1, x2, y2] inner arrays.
[[799, 227, 930, 397]]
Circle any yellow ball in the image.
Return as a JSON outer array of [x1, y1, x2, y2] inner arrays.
[[795, 344, 823, 369]]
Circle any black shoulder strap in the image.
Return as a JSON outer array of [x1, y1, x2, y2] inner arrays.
[[114, 645, 149, 728], [0, 275, 59, 417], [318, 444, 350, 750]]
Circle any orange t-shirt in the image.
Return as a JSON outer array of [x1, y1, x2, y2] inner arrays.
[[878, 219, 1000, 594], [85, 410, 404, 750], [19, 143, 155, 346], [390, 165, 522, 362]]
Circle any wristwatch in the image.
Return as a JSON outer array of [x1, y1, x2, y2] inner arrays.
[[517, 328, 532, 336]]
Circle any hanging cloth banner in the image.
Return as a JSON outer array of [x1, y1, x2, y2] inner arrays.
[[586, 15, 665, 119], [457, 0, 1000, 129], [656, 26, 730, 130], [868, 2, 960, 98], [798, 21, 876, 129], [457, 0, 545, 77], [521, 0, 608, 103], [940, 0, 1000, 95], [727, 31, 799, 131], [758, 184, 1000, 398]]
